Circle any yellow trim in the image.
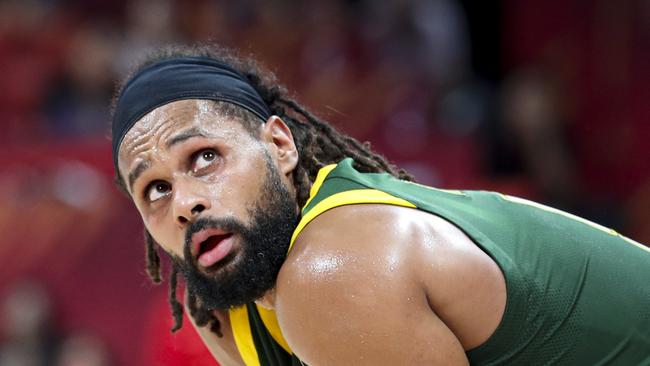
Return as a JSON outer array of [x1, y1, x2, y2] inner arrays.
[[301, 163, 337, 211], [289, 189, 416, 252], [229, 172, 419, 365], [621, 235, 650, 254], [500, 194, 650, 254], [257, 305, 293, 354], [229, 306, 260, 366], [403, 180, 467, 196], [500, 194, 616, 235]]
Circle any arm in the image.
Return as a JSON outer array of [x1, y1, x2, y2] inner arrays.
[[187, 307, 245, 366], [274, 204, 482, 365]]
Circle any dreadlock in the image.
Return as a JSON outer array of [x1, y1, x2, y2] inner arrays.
[[112, 43, 414, 336]]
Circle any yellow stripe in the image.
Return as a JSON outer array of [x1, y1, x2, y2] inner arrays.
[[229, 306, 260, 366], [621, 234, 650, 254], [500, 194, 650, 254], [257, 305, 293, 354], [289, 189, 416, 252], [301, 163, 337, 211], [403, 180, 467, 196], [226, 163, 344, 364], [230, 178, 418, 364], [500, 194, 616, 235]]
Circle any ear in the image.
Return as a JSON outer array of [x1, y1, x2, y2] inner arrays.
[[260, 116, 299, 176]]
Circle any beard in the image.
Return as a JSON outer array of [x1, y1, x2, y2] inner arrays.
[[173, 158, 299, 310]]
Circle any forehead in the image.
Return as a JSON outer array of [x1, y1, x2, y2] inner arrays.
[[117, 99, 253, 172], [123, 99, 237, 141]]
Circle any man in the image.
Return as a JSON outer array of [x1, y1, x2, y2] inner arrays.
[[111, 45, 650, 365]]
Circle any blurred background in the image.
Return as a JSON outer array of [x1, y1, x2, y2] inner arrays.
[[0, 0, 648, 365]]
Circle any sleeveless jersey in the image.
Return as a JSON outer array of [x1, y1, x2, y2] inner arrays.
[[228, 158, 650, 365]]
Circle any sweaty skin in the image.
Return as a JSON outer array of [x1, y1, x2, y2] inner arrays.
[[276, 205, 505, 365], [118, 99, 507, 366]]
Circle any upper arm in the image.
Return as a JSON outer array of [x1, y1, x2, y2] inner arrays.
[[274, 204, 470, 366]]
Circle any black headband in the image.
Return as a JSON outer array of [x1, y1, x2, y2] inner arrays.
[[112, 56, 271, 169]]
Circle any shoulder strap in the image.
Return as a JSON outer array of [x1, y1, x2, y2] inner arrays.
[[230, 304, 303, 366]]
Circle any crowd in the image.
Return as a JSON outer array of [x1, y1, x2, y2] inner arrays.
[[1, 0, 647, 364], [1, 281, 111, 366]]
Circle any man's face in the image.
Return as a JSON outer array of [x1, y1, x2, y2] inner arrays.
[[117, 99, 299, 309]]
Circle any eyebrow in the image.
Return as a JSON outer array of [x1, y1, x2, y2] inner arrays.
[[127, 127, 209, 193], [166, 127, 208, 149], [128, 160, 151, 193]]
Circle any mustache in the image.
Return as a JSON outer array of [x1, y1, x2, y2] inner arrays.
[[183, 216, 248, 260]]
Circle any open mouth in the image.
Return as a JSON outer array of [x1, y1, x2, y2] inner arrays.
[[196, 233, 234, 269]]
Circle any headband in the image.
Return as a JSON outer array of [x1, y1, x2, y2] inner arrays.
[[112, 56, 271, 169]]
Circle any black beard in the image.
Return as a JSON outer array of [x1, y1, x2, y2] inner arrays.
[[173, 161, 299, 311]]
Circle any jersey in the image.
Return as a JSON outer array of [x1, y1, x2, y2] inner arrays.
[[228, 158, 650, 365]]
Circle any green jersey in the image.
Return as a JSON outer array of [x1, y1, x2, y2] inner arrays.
[[229, 158, 650, 365]]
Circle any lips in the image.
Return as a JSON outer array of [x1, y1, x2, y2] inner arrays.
[[190, 229, 234, 268]]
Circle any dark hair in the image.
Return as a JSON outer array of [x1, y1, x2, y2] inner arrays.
[[112, 43, 413, 336]]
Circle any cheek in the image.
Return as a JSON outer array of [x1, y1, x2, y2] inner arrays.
[[142, 210, 182, 257], [216, 166, 264, 213], [205, 156, 262, 209]]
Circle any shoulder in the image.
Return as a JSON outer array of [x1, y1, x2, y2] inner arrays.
[[280, 203, 504, 302], [277, 204, 437, 307], [273, 204, 493, 365]]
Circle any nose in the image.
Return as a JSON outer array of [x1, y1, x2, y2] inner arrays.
[[172, 180, 211, 226]]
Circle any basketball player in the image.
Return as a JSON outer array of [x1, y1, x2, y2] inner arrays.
[[111, 45, 650, 365]]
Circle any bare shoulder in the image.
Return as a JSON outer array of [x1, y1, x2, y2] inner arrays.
[[274, 203, 505, 365]]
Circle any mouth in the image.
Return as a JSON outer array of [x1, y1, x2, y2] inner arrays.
[[190, 230, 235, 269]]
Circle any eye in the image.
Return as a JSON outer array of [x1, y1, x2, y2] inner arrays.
[[193, 149, 218, 171], [146, 181, 171, 202]]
